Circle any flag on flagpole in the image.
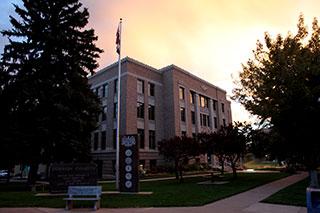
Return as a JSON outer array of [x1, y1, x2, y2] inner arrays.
[[115, 18, 122, 191], [116, 23, 121, 54]]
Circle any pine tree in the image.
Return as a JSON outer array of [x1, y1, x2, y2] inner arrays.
[[0, 0, 103, 184]]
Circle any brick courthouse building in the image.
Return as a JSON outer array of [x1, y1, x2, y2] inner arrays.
[[89, 57, 232, 178]]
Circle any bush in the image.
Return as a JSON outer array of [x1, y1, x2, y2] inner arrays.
[[148, 164, 175, 174]]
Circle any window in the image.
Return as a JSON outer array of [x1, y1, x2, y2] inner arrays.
[[192, 133, 197, 139], [101, 131, 106, 150], [95, 87, 99, 96], [113, 129, 117, 149], [149, 130, 156, 149], [138, 129, 145, 149], [191, 111, 196, 124], [137, 79, 144, 94], [139, 160, 145, 168], [179, 87, 185, 100], [181, 131, 187, 137], [180, 107, 186, 122], [214, 117, 218, 128], [205, 97, 209, 108], [148, 83, 155, 96], [190, 91, 195, 104], [137, 102, 144, 118], [223, 118, 226, 127], [221, 103, 225, 113], [93, 132, 99, 150], [150, 160, 157, 171], [200, 114, 210, 127], [213, 100, 217, 111], [199, 95, 209, 108], [148, 105, 155, 120], [101, 106, 107, 121], [112, 160, 116, 174], [202, 114, 207, 126], [113, 103, 117, 118], [114, 79, 118, 94], [102, 83, 108, 97]]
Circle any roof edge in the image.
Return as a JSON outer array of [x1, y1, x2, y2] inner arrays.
[[88, 56, 160, 79], [160, 64, 227, 93]]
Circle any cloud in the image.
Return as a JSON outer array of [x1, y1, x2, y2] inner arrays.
[[2, 0, 320, 122]]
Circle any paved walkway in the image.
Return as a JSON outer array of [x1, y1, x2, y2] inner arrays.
[[0, 172, 308, 213]]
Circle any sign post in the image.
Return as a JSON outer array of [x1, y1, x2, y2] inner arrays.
[[119, 135, 139, 192]]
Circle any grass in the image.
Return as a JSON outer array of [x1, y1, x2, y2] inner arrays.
[[0, 172, 289, 208], [244, 160, 283, 171], [263, 177, 309, 207]]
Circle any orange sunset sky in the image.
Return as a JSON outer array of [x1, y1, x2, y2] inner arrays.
[[2, 0, 320, 123]]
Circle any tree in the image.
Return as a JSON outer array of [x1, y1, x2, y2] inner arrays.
[[199, 123, 247, 179], [198, 132, 227, 175], [233, 15, 320, 187], [0, 0, 102, 184], [222, 123, 247, 179], [248, 127, 287, 165], [158, 136, 200, 182]]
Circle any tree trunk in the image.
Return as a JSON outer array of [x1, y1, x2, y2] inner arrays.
[[28, 162, 39, 186], [175, 160, 179, 181], [309, 170, 319, 188], [179, 167, 183, 183], [231, 156, 239, 179], [6, 165, 11, 183], [232, 165, 237, 179], [220, 160, 225, 175]]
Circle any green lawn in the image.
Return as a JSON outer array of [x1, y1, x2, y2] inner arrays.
[[244, 160, 283, 171], [262, 177, 308, 207], [0, 172, 288, 208]]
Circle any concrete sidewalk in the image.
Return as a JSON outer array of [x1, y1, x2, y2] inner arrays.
[[0, 172, 308, 213]]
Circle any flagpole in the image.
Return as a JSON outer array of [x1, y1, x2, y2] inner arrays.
[[116, 18, 122, 191]]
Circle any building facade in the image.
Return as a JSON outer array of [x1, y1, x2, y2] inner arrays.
[[88, 57, 232, 178]]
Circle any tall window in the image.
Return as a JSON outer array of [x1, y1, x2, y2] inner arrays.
[[192, 133, 197, 139], [101, 106, 107, 121], [190, 91, 195, 104], [180, 107, 186, 122], [148, 105, 155, 120], [114, 79, 118, 94], [223, 118, 226, 127], [113, 103, 117, 118], [101, 131, 106, 150], [221, 103, 225, 113], [213, 100, 217, 111], [214, 117, 218, 128], [138, 129, 145, 149], [200, 114, 210, 127], [148, 83, 155, 96], [102, 83, 108, 97], [150, 160, 157, 170], [149, 130, 156, 149], [179, 87, 185, 100], [93, 132, 99, 150], [95, 87, 99, 96], [191, 111, 196, 124], [199, 95, 209, 108], [113, 129, 117, 149], [181, 131, 187, 137], [137, 79, 144, 94], [137, 102, 144, 118]]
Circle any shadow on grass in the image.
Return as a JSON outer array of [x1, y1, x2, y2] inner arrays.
[[262, 178, 308, 207], [0, 172, 289, 208]]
